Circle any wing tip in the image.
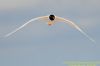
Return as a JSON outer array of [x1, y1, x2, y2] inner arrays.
[[4, 35, 8, 38], [4, 33, 11, 38], [91, 39, 96, 44]]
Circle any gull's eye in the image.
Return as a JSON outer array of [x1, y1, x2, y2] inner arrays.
[[49, 15, 55, 21]]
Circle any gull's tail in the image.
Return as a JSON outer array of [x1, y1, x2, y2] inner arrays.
[[56, 16, 95, 43], [5, 16, 48, 37]]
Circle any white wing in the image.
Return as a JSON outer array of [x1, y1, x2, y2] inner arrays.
[[55, 16, 95, 43], [5, 16, 48, 37]]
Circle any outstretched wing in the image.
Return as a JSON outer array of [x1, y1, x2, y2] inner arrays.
[[5, 16, 48, 37], [55, 16, 95, 43]]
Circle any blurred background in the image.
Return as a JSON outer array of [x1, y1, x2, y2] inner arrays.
[[0, 0, 100, 66]]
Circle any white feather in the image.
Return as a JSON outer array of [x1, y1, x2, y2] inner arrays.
[[5, 16, 48, 37], [55, 16, 95, 43]]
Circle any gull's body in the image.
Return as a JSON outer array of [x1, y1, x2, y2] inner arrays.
[[5, 14, 95, 43]]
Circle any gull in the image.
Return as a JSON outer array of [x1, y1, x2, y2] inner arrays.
[[5, 14, 95, 43]]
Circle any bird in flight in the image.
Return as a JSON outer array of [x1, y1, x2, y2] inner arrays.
[[5, 14, 95, 43]]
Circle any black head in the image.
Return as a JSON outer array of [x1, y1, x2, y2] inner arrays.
[[49, 14, 55, 21]]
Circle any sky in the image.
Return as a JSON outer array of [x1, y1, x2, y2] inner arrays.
[[0, 0, 100, 66]]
